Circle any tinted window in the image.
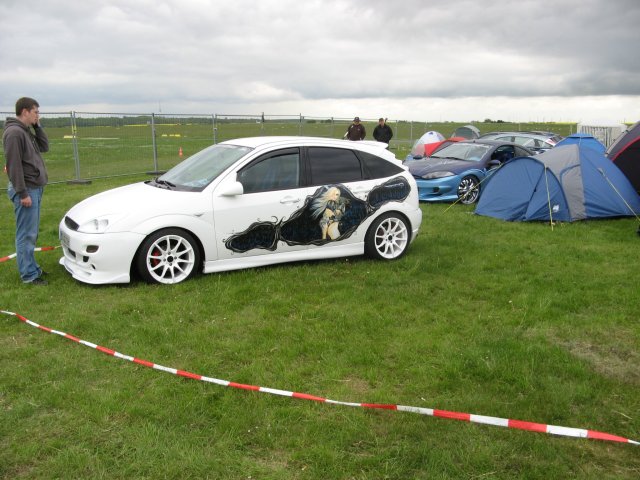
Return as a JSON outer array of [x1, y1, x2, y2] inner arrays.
[[491, 145, 516, 162], [308, 147, 362, 185], [358, 151, 404, 179], [238, 149, 300, 194]]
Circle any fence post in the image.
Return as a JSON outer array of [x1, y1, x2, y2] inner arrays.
[[146, 113, 163, 175], [67, 111, 91, 185], [299, 114, 303, 136], [212, 114, 217, 144]]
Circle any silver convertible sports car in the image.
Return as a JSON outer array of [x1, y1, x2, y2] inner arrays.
[[59, 137, 423, 285]]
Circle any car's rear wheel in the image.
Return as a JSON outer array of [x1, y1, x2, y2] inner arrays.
[[365, 213, 410, 260], [136, 228, 201, 284], [458, 176, 480, 204]]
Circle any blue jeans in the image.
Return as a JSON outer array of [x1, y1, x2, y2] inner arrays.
[[7, 183, 44, 282]]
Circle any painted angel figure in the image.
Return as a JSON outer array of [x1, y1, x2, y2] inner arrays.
[[312, 186, 349, 240]]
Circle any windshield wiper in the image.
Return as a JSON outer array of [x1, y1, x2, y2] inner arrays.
[[153, 178, 176, 189]]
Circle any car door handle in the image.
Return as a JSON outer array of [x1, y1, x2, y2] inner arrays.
[[280, 196, 301, 204]]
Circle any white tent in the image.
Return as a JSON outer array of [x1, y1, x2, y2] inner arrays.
[[416, 131, 445, 145]]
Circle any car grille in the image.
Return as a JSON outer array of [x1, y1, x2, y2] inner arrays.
[[65, 216, 80, 231]]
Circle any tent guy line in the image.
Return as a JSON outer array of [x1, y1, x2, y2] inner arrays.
[[1, 310, 637, 446]]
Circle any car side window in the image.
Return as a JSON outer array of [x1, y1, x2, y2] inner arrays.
[[307, 147, 362, 185], [515, 146, 532, 157], [238, 149, 300, 194], [358, 151, 404, 179], [513, 136, 531, 146], [491, 145, 515, 163]]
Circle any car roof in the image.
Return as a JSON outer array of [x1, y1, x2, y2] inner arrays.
[[221, 136, 384, 150], [445, 139, 516, 147], [436, 139, 535, 155], [480, 131, 558, 139], [219, 136, 398, 160]]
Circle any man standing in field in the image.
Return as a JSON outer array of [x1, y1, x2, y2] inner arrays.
[[3, 97, 50, 285], [344, 116, 366, 141], [373, 117, 393, 147]]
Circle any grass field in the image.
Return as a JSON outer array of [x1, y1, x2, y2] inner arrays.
[[1, 167, 639, 477]]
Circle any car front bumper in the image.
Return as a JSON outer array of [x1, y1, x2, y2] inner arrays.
[[415, 176, 460, 202], [59, 221, 144, 284]]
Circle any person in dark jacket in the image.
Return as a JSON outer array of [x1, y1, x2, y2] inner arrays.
[[373, 117, 393, 146], [3, 97, 50, 285], [344, 117, 366, 141]]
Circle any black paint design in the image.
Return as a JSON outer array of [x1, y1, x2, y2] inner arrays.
[[224, 177, 411, 253]]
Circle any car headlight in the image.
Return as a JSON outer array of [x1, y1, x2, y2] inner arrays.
[[422, 171, 455, 180], [77, 214, 122, 233]]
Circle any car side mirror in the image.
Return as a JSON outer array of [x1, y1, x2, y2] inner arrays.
[[218, 181, 244, 196], [487, 159, 501, 168]]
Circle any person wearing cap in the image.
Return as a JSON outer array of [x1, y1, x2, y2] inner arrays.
[[373, 117, 393, 147], [344, 117, 366, 141]]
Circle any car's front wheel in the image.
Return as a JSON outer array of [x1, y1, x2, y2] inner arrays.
[[458, 176, 480, 204], [365, 213, 410, 260], [136, 228, 201, 284]]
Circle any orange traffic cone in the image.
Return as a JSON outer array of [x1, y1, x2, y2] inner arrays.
[[179, 147, 183, 157]]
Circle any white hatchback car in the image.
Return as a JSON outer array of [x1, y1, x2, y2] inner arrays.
[[59, 137, 422, 285]]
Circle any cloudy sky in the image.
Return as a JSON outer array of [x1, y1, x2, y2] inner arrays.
[[1, 0, 639, 123]]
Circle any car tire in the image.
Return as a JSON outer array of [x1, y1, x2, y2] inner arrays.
[[458, 176, 480, 204], [136, 228, 201, 284], [365, 212, 410, 261]]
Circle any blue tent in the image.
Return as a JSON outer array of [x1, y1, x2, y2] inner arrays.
[[554, 133, 605, 153], [475, 144, 640, 222]]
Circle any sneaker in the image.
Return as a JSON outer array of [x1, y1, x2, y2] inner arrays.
[[39, 270, 49, 277], [29, 277, 48, 286]]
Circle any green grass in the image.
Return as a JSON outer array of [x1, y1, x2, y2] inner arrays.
[[1, 176, 639, 479]]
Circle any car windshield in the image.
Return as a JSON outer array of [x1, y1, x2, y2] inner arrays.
[[155, 144, 253, 191], [431, 143, 490, 162]]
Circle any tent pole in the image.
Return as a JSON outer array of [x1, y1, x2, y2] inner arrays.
[[544, 166, 554, 230]]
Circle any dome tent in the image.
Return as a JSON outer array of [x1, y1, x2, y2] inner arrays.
[[452, 125, 480, 139], [606, 121, 640, 193], [555, 133, 606, 153], [475, 144, 640, 222], [407, 131, 446, 160]]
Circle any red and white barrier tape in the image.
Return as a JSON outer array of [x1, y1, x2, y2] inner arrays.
[[0, 246, 59, 263], [2, 310, 637, 446]]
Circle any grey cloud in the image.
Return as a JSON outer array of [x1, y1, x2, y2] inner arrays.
[[1, 0, 639, 115]]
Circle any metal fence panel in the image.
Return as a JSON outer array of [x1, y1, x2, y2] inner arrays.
[[1, 111, 576, 186]]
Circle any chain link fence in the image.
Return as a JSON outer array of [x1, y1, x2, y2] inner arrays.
[[1, 111, 575, 185]]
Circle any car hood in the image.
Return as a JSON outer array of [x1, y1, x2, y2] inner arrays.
[[408, 157, 478, 176], [64, 182, 206, 232]]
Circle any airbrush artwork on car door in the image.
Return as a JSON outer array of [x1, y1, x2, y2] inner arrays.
[[213, 147, 311, 260], [221, 146, 411, 254]]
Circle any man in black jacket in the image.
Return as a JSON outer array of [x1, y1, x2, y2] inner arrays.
[[345, 117, 366, 141], [3, 97, 49, 285], [373, 117, 393, 146]]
